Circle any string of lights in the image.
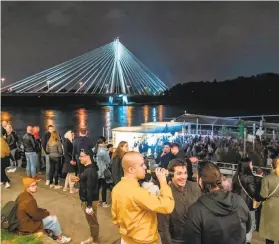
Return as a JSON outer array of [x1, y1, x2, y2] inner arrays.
[[1, 38, 168, 95]]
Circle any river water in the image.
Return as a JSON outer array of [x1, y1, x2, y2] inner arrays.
[[1, 105, 185, 140]]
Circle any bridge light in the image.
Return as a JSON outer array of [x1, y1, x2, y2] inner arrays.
[[109, 96, 113, 104], [122, 95, 128, 105]]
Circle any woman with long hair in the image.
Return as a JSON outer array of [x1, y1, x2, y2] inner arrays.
[[111, 141, 128, 185], [232, 158, 256, 244], [96, 137, 111, 207], [259, 157, 279, 244], [63, 130, 77, 193], [1, 135, 12, 188], [46, 131, 63, 189], [184, 161, 251, 244]]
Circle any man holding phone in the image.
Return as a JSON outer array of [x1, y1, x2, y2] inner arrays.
[[71, 149, 99, 244]]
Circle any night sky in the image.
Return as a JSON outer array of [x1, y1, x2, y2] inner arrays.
[[1, 1, 279, 87]]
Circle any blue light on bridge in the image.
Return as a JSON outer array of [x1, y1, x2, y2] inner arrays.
[[122, 95, 128, 105], [109, 96, 113, 104]]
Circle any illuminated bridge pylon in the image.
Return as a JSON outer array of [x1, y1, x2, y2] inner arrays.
[[1, 38, 168, 95]]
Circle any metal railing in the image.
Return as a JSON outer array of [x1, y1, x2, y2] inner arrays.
[[197, 161, 272, 176]]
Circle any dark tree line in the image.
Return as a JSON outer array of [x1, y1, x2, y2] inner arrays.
[[163, 73, 279, 115]]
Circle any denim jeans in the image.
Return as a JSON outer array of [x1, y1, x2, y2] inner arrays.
[[25, 152, 37, 177], [43, 215, 62, 237], [246, 210, 256, 243], [45, 155, 50, 180]]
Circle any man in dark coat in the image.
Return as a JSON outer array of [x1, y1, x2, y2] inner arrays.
[[155, 142, 174, 169], [71, 149, 99, 244], [158, 158, 201, 243], [184, 161, 251, 244], [17, 177, 71, 243]]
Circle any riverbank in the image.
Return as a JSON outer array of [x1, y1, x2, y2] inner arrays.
[[1, 169, 120, 244], [1, 169, 265, 243]]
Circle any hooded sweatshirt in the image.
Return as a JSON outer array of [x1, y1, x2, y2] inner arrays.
[[184, 190, 251, 244]]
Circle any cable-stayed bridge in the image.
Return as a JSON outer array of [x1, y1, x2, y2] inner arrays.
[[1, 38, 168, 99]]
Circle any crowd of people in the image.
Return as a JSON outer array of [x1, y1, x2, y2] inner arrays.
[[1, 119, 279, 244]]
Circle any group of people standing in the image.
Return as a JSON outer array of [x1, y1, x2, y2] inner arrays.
[[112, 151, 279, 244], [1, 119, 279, 244]]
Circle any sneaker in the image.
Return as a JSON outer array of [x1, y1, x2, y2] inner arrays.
[[49, 184, 55, 188], [63, 187, 69, 192], [33, 177, 42, 182], [57, 236, 71, 243], [5, 182, 11, 189], [70, 189, 79, 194], [80, 238, 92, 244], [7, 168, 14, 173], [11, 168, 17, 173], [46, 180, 50, 186], [54, 185, 63, 189], [0, 182, 3, 185], [97, 201, 102, 207], [102, 202, 110, 208]]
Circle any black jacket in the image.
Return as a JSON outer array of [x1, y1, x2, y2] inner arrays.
[[111, 155, 124, 185], [156, 152, 174, 169], [158, 182, 201, 243], [2, 126, 7, 137], [254, 175, 264, 202], [184, 191, 251, 244], [79, 163, 99, 207], [63, 139, 76, 173], [6, 132, 18, 150], [42, 132, 51, 153], [232, 173, 256, 210], [22, 133, 36, 152]]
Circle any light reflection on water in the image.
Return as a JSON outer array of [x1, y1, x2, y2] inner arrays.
[[1, 105, 184, 140], [44, 110, 55, 129], [77, 108, 87, 129], [143, 105, 149, 123]]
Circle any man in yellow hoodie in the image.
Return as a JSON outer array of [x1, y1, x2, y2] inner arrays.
[[111, 152, 174, 244]]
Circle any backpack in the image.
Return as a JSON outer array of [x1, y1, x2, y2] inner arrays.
[[1, 199, 19, 232], [104, 165, 113, 184]]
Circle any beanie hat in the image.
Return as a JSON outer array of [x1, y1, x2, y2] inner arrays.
[[22, 177, 36, 190]]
